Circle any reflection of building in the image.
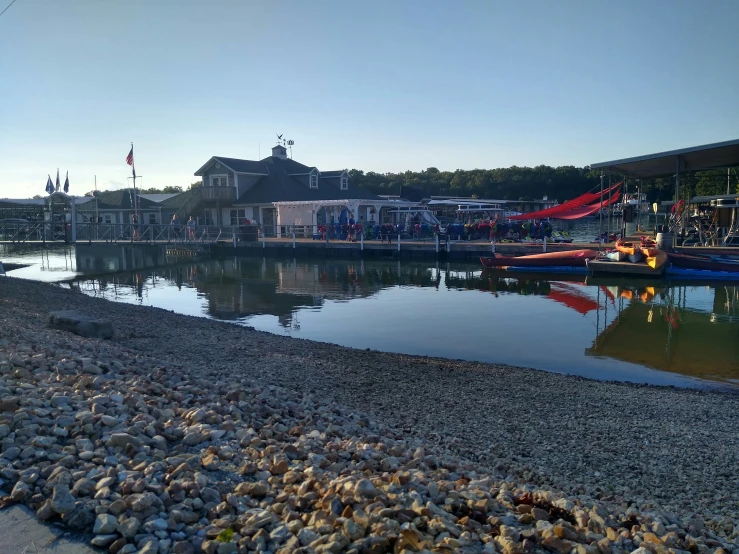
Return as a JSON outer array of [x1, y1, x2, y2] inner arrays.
[[75, 244, 167, 274], [587, 286, 739, 381]]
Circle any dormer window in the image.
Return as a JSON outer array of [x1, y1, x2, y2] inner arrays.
[[340, 174, 348, 190], [310, 171, 318, 189], [210, 175, 228, 187]]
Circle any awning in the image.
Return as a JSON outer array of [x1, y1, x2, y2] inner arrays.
[[555, 187, 621, 220], [508, 182, 620, 221], [591, 139, 739, 179]]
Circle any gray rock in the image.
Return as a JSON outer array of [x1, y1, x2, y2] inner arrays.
[[50, 484, 76, 515], [48, 311, 113, 339], [106, 433, 140, 448], [93, 513, 117, 534]]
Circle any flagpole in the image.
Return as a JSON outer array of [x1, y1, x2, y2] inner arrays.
[[131, 142, 138, 220]]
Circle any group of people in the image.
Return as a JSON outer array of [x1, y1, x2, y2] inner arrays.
[[168, 214, 198, 240]]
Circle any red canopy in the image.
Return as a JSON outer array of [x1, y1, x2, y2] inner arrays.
[[554, 187, 621, 220], [508, 182, 622, 221]]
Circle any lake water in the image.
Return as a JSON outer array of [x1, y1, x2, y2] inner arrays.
[[2, 243, 737, 389]]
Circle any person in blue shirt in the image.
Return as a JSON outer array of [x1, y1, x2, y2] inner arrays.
[[348, 213, 356, 242]]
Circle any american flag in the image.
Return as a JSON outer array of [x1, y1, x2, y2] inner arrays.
[[126, 148, 134, 166]]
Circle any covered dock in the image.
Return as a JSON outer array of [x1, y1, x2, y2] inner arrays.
[[591, 139, 739, 247]]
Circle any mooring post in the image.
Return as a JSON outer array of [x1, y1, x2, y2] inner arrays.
[[292, 232, 295, 249], [543, 237, 547, 253], [397, 232, 400, 252]]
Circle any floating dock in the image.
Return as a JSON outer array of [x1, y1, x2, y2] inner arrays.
[[587, 259, 666, 277]]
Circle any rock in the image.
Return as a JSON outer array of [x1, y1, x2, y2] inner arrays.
[[541, 536, 573, 554], [48, 311, 113, 339], [106, 433, 140, 448], [93, 513, 117, 534], [173, 542, 195, 554], [354, 478, 377, 497], [36, 499, 55, 520], [117, 516, 140, 538], [10, 480, 30, 501], [2, 446, 21, 460], [200, 486, 221, 505], [90, 534, 118, 547], [50, 484, 76, 515]]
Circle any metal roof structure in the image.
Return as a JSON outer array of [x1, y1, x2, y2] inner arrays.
[[591, 139, 739, 178]]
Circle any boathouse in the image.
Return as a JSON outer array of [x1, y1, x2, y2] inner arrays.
[[189, 145, 403, 234]]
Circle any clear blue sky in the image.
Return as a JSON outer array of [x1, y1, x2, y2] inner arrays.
[[1, 0, 737, 197]]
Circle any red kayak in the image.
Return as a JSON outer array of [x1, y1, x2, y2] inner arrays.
[[480, 249, 599, 268], [667, 252, 739, 273]]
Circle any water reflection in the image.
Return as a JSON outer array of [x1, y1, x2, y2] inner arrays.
[[67, 256, 739, 388]]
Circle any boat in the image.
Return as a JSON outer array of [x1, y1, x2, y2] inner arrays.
[[615, 239, 640, 256], [480, 249, 598, 268], [605, 251, 625, 261], [667, 252, 739, 272], [550, 231, 573, 243], [643, 250, 668, 269]]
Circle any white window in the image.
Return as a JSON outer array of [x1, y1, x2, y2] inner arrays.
[[148, 214, 157, 224], [103, 214, 113, 224], [341, 175, 348, 190], [210, 174, 228, 187], [310, 172, 318, 189], [229, 209, 247, 226]]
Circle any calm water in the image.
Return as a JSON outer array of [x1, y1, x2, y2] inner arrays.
[[3, 244, 737, 389]]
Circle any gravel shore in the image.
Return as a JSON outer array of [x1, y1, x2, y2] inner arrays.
[[0, 277, 738, 553]]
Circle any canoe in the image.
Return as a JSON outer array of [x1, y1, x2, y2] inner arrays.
[[667, 252, 739, 273], [480, 249, 598, 268]]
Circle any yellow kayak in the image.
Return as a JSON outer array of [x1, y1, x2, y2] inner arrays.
[[644, 250, 668, 269]]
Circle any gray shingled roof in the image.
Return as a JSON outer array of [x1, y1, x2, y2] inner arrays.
[[95, 189, 159, 210], [214, 157, 269, 174], [234, 157, 380, 204]]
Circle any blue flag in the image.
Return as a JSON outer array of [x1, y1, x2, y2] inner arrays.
[[63, 171, 69, 193], [45, 175, 54, 194]]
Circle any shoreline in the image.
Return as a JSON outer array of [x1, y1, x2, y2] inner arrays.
[[1, 277, 738, 552]]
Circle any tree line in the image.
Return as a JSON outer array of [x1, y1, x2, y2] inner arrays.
[[74, 167, 736, 203]]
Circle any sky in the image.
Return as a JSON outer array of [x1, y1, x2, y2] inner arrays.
[[0, 0, 737, 197]]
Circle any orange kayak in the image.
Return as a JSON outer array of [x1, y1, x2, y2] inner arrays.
[[616, 239, 639, 256]]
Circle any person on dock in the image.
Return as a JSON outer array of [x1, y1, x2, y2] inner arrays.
[[171, 214, 182, 240], [348, 213, 356, 242], [131, 213, 140, 241], [187, 216, 197, 241]]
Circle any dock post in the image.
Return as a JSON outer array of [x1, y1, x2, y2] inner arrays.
[[360, 231, 364, 251], [397, 232, 400, 252], [446, 238, 451, 255], [262, 231, 265, 249], [292, 232, 295, 249], [435, 233, 439, 254], [70, 197, 77, 244], [491, 238, 495, 254], [543, 237, 547, 253]]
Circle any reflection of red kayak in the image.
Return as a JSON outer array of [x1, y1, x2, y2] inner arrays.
[[667, 252, 739, 272], [480, 249, 598, 268], [548, 283, 599, 315]]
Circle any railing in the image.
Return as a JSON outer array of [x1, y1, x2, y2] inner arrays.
[[74, 222, 227, 243], [173, 186, 237, 222]]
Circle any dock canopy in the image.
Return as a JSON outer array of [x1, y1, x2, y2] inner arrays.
[[591, 139, 739, 178]]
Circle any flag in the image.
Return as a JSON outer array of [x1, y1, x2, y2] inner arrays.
[[63, 171, 69, 193], [55, 169, 60, 192], [45, 175, 54, 194], [126, 148, 134, 166]]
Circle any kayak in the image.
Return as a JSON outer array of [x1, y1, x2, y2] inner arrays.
[[667, 252, 739, 272], [480, 249, 598, 268], [616, 239, 640, 256], [644, 250, 668, 269], [605, 251, 626, 261], [666, 267, 739, 280]]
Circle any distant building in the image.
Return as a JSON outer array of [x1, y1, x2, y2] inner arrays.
[[187, 144, 401, 234]]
